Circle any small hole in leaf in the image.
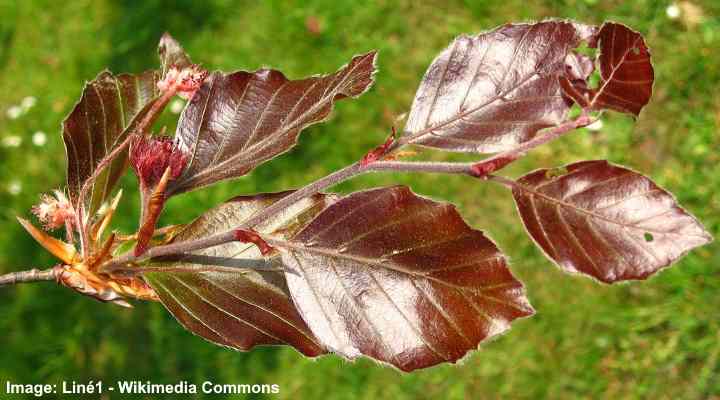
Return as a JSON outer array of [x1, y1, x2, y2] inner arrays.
[[644, 232, 654, 242], [632, 46, 640, 55]]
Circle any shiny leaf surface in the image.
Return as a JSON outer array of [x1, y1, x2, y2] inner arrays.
[[63, 70, 160, 213], [511, 160, 712, 283], [404, 21, 593, 153], [560, 22, 654, 116], [144, 191, 336, 356], [168, 52, 377, 194], [273, 186, 533, 371]]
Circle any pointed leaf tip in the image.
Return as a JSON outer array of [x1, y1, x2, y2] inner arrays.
[[158, 32, 193, 75]]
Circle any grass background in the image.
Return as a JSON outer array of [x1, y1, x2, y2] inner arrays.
[[0, 0, 718, 399]]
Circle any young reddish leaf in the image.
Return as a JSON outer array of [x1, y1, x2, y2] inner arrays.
[[158, 32, 193, 77], [129, 135, 190, 256], [360, 127, 396, 166], [91, 189, 123, 242], [17, 217, 78, 265], [511, 160, 712, 283], [167, 51, 377, 194], [560, 22, 654, 116], [63, 70, 160, 214], [233, 229, 274, 256], [134, 167, 172, 257], [144, 191, 337, 356], [404, 21, 593, 153], [271, 186, 533, 371]]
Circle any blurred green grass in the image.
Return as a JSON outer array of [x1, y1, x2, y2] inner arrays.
[[0, 0, 718, 399]]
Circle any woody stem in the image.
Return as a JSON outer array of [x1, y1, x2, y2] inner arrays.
[[0, 266, 62, 287]]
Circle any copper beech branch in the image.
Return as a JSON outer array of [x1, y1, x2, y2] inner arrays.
[[0, 266, 62, 287], [7, 23, 697, 372], [100, 113, 594, 274]]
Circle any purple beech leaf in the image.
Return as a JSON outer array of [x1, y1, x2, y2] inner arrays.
[[560, 22, 654, 116], [511, 160, 712, 283], [144, 191, 337, 356], [63, 70, 160, 214], [158, 32, 193, 77], [404, 21, 594, 153], [271, 186, 533, 371], [168, 52, 378, 195]]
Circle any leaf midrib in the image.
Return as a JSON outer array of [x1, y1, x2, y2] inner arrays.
[[270, 236, 515, 294], [178, 53, 372, 188], [514, 180, 708, 238], [406, 23, 567, 145]]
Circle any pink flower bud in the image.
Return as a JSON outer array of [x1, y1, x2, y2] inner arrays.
[[129, 136, 188, 188], [157, 64, 208, 100], [32, 190, 76, 231]]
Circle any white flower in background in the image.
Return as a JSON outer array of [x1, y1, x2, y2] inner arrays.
[[20, 96, 37, 111], [586, 119, 604, 131], [169, 99, 185, 114], [6, 106, 22, 120], [678, 1, 705, 27], [666, 3, 680, 19], [32, 131, 47, 146], [1, 135, 22, 147], [8, 181, 22, 195]]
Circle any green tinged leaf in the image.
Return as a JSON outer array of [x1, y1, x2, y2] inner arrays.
[[560, 22, 654, 116], [144, 191, 336, 356], [62, 70, 160, 214]]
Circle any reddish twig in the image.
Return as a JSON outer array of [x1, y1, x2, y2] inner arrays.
[[234, 229, 275, 256]]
